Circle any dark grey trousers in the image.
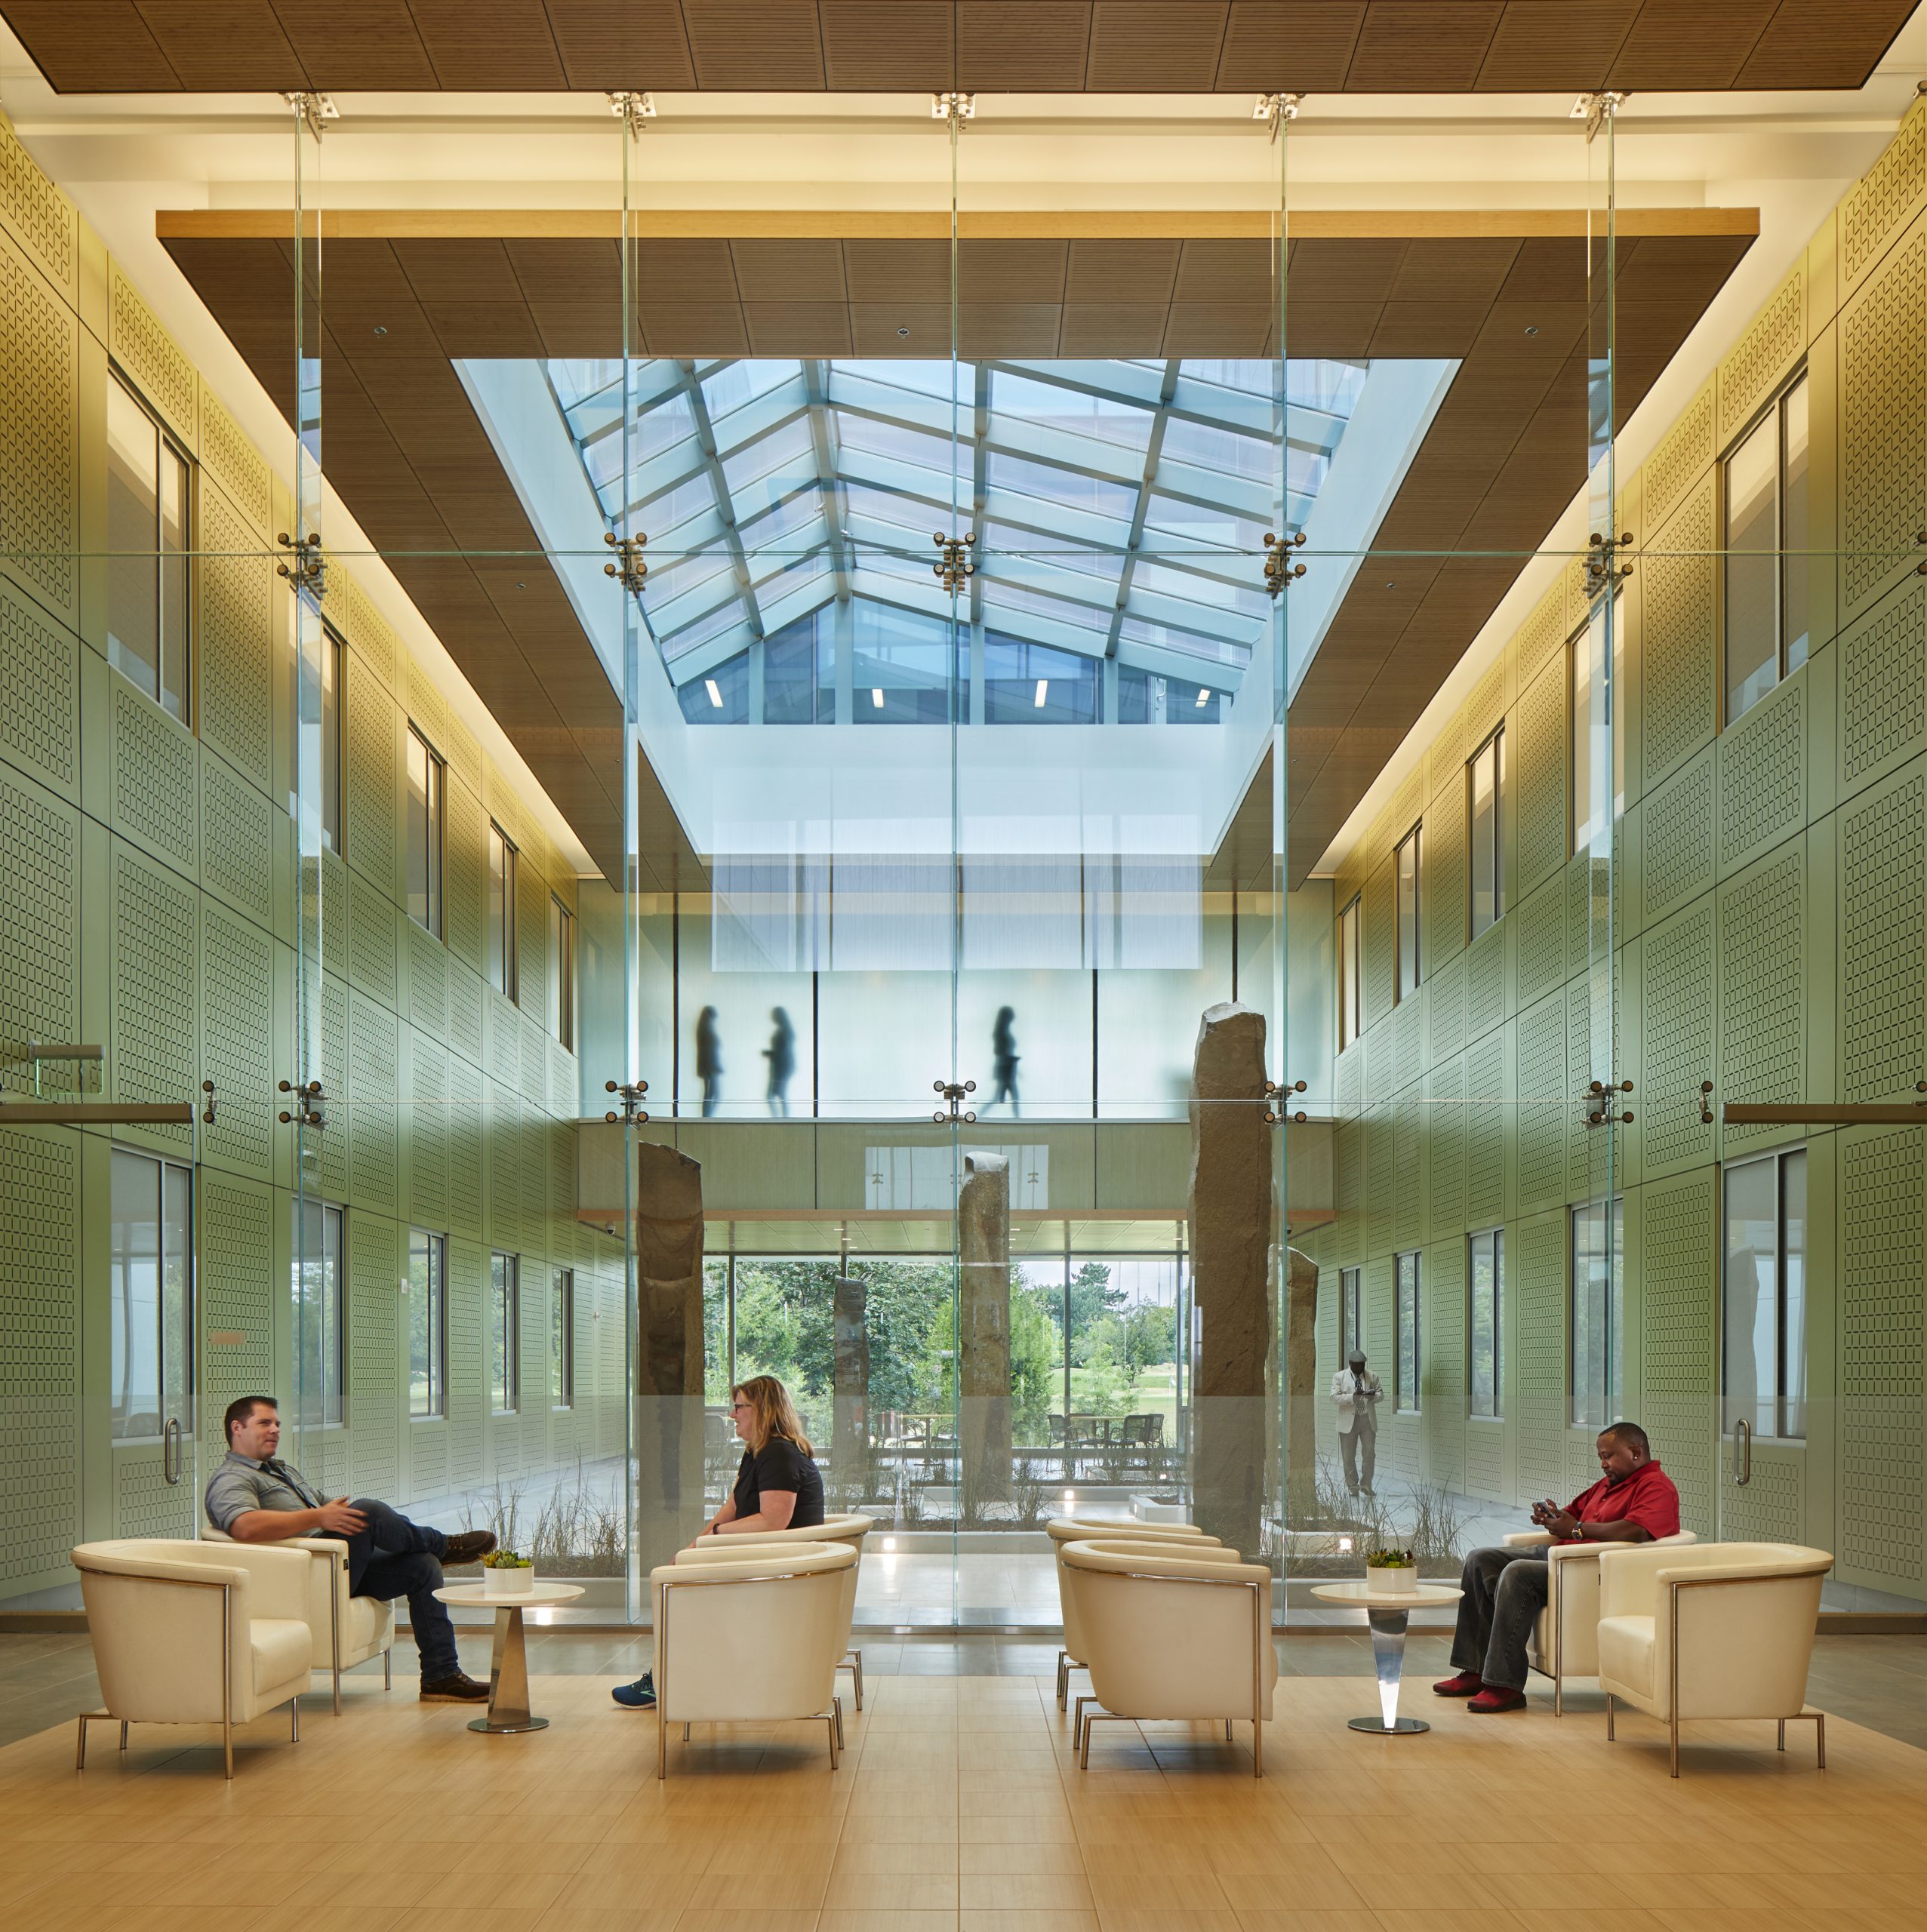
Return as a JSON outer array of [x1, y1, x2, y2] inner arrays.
[[1448, 1545, 1550, 1690]]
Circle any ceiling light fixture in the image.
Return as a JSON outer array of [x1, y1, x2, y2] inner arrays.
[[372, 325, 386, 336], [1196, 688, 1211, 707], [704, 678, 723, 709], [1033, 678, 1048, 707], [871, 688, 885, 708]]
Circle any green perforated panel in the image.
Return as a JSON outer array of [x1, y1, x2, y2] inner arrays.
[[1721, 1444, 1803, 1545], [199, 1175, 275, 1463], [1390, 1097, 1421, 1255], [317, 974, 349, 1202], [111, 845, 196, 1156], [347, 1213, 400, 1498], [1516, 877, 1565, 1009], [1641, 380, 1716, 533], [1515, 660, 1567, 896], [1464, 923, 1505, 1043], [200, 749, 273, 932], [0, 1125, 78, 1583], [1640, 900, 1716, 1174], [197, 482, 272, 795], [108, 266, 195, 441], [345, 660, 397, 893], [201, 903, 274, 1178], [196, 386, 271, 538], [1840, 100, 1925, 291], [1718, 845, 1805, 1153], [1426, 773, 1466, 970], [115, 1452, 195, 1540], [1639, 1173, 1716, 1537], [0, 577, 76, 796], [1464, 1034, 1506, 1229], [348, 992, 399, 1217], [1840, 577, 1925, 792], [1515, 1214, 1565, 1500], [0, 761, 77, 1097], [448, 1238, 485, 1487], [1840, 771, 1925, 1103], [1719, 676, 1805, 870], [444, 778, 485, 975], [405, 1028, 449, 1232], [1427, 1057, 1464, 1233], [347, 869, 399, 1009], [406, 921, 447, 1037], [1427, 951, 1464, 1064], [1516, 992, 1565, 1213], [0, 108, 76, 297], [1840, 227, 1927, 614], [110, 681, 196, 875], [1718, 266, 1805, 443], [1390, 989, 1425, 1093], [448, 1053, 485, 1239], [1362, 864, 1393, 1028], [1425, 1236, 1466, 1488], [1640, 480, 1718, 789], [0, 228, 78, 623], [1641, 746, 1716, 922], [1839, 1130, 1924, 1586]]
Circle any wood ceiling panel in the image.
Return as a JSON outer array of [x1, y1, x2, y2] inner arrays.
[[134, 1, 307, 90], [1386, 238, 1519, 306], [744, 301, 854, 355], [1161, 303, 1271, 355], [1286, 238, 1411, 305], [2, 2, 183, 88], [418, 301, 546, 357], [680, 0, 830, 89], [632, 239, 743, 303], [1172, 239, 1273, 304], [1216, 2, 1366, 92], [844, 238, 953, 303], [1057, 303, 1170, 355], [408, 1, 570, 89], [1085, 2, 1230, 92], [957, 305, 1062, 356], [729, 239, 848, 303], [640, 304, 753, 355], [1607, 0, 1778, 91], [1064, 239, 1181, 305], [1737, 0, 1911, 88], [848, 302, 954, 352], [1344, 1, 1506, 91], [956, 2, 1092, 90], [959, 238, 1070, 303], [267, 2, 438, 89], [819, 1, 953, 89], [392, 238, 519, 304], [1475, 0, 1637, 91], [1278, 303, 1381, 358], [1367, 302, 1489, 356], [544, 0, 697, 90]]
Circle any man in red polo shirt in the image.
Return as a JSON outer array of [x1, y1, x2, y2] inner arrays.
[[1433, 1421, 1681, 1713]]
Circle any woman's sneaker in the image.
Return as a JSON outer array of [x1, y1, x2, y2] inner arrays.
[[611, 1672, 655, 1709]]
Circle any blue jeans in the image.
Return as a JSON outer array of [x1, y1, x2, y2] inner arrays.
[[1448, 1546, 1550, 1691], [337, 1498, 458, 1681]]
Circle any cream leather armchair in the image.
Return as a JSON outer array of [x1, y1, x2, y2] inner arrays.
[[72, 1539, 314, 1777], [1060, 1538, 1276, 1777], [651, 1539, 857, 1779], [1594, 1540, 1833, 1776], [682, 1513, 873, 1707], [1502, 1527, 1697, 1714], [1046, 1516, 1211, 1711], [205, 1523, 396, 1712]]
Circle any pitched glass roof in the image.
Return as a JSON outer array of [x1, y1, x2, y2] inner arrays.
[[545, 355, 1367, 695]]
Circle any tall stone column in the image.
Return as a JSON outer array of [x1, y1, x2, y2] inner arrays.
[[832, 1274, 871, 1506], [958, 1149, 1011, 1521], [1285, 1246, 1319, 1524], [1188, 1002, 1273, 1557], [634, 1141, 706, 1578]]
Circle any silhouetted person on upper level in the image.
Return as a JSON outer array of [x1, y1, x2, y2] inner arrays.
[[764, 1006, 796, 1118], [990, 1005, 1020, 1117], [695, 1005, 722, 1118]]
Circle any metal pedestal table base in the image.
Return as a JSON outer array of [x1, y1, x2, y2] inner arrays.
[[471, 1603, 547, 1735], [1346, 1605, 1429, 1735]]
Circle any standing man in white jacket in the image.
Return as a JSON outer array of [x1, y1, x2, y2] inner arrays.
[[1331, 1349, 1383, 1497]]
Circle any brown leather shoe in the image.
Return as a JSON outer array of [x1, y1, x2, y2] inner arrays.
[[441, 1531, 497, 1567], [420, 1672, 491, 1702]]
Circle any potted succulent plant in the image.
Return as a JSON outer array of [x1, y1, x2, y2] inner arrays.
[[1365, 1547, 1418, 1596], [481, 1548, 536, 1596]]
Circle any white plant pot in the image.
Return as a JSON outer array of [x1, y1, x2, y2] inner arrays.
[[483, 1565, 535, 1597], [1366, 1564, 1416, 1597]]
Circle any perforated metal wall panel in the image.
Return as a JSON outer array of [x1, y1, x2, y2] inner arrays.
[[348, 991, 399, 1217], [0, 108, 76, 300], [109, 679, 197, 876], [1637, 1174, 1716, 1536], [1840, 769, 1925, 1104], [199, 748, 274, 931], [111, 843, 197, 1158], [0, 226, 78, 625], [1514, 1212, 1565, 1501], [0, 761, 78, 1097], [0, 576, 77, 798], [199, 1175, 276, 1463], [1639, 479, 1718, 789], [1717, 844, 1806, 1155], [1840, 224, 1927, 615], [1639, 744, 1716, 922], [1839, 575, 1926, 794], [1718, 675, 1805, 872], [196, 481, 273, 795], [347, 1212, 400, 1498], [108, 266, 195, 442], [201, 902, 275, 1179], [345, 654, 398, 893], [1639, 900, 1716, 1175]]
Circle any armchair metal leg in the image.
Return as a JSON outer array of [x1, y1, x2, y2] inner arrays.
[[333, 1669, 343, 1716], [848, 1647, 863, 1710], [657, 1708, 668, 1780], [1056, 1649, 1068, 1709], [291, 1696, 299, 1743], [682, 1723, 691, 1742], [383, 1650, 392, 1691], [75, 1715, 86, 1770], [1553, 1675, 1562, 1718], [1670, 1708, 1679, 1780], [1816, 1712, 1826, 1769], [1778, 1719, 1785, 1751], [119, 1721, 129, 1751], [1605, 1692, 1615, 1741], [1073, 1694, 1097, 1750], [824, 1707, 840, 1770], [834, 1694, 845, 1751], [223, 1717, 234, 1781]]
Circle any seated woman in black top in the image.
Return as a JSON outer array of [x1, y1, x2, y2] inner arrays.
[[612, 1374, 823, 1708]]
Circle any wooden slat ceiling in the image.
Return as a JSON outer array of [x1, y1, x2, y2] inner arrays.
[[159, 208, 1754, 888], [7, 1, 1916, 94]]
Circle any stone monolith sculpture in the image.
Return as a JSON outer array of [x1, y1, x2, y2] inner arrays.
[[1285, 1245, 1319, 1524], [1188, 1003, 1273, 1557], [958, 1149, 1012, 1519], [634, 1141, 706, 1574]]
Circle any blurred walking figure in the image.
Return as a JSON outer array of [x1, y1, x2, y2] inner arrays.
[[764, 1006, 796, 1117], [990, 1005, 1020, 1117], [695, 1005, 722, 1118]]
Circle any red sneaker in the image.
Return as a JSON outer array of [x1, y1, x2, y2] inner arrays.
[[1432, 1671, 1484, 1697], [1467, 1687, 1528, 1713]]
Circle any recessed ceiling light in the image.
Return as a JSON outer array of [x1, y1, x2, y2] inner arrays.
[[1384, 580, 1397, 589], [1525, 325, 1540, 336], [373, 325, 387, 336], [1033, 678, 1048, 707], [704, 678, 722, 709], [897, 325, 910, 338]]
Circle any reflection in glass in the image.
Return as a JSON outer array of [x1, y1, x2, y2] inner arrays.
[[1570, 1197, 1624, 1426], [406, 724, 444, 937], [293, 1198, 345, 1430], [1394, 1252, 1421, 1413], [551, 1267, 574, 1409], [548, 898, 574, 1050], [491, 1252, 519, 1414], [408, 1229, 445, 1421], [320, 627, 343, 853], [106, 373, 192, 721], [1569, 604, 1625, 852], [982, 635, 1098, 723], [1468, 1229, 1503, 1419], [109, 1149, 193, 1441], [1724, 374, 1810, 723], [695, 1004, 722, 1117], [488, 821, 518, 1001], [1339, 1266, 1362, 1360], [762, 1007, 796, 1117], [1722, 1149, 1806, 1438]]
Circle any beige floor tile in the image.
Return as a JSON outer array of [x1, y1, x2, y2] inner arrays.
[[962, 1872, 1098, 1911], [959, 1915, 1100, 1932], [820, 1868, 961, 1910]]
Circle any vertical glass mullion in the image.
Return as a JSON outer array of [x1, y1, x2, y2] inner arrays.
[[620, 107, 642, 1621]]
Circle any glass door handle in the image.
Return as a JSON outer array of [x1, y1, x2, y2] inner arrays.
[[162, 1417, 182, 1485], [1732, 1417, 1751, 1487]]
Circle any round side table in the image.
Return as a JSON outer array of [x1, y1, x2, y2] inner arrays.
[[432, 1581, 584, 1734], [1309, 1580, 1464, 1734]]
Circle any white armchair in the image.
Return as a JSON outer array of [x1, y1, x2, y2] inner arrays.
[[72, 1539, 314, 1777], [1594, 1540, 1833, 1776], [205, 1524, 396, 1712], [1501, 1527, 1697, 1714], [1046, 1516, 1213, 1711], [1060, 1539, 1276, 1777], [682, 1513, 873, 1706], [650, 1539, 857, 1779]]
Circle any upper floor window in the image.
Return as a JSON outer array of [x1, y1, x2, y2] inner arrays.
[[488, 821, 519, 1002], [1468, 728, 1504, 938], [1394, 1251, 1421, 1414], [319, 627, 343, 854], [1395, 823, 1422, 999], [1468, 1228, 1504, 1420], [1724, 373, 1809, 724], [106, 373, 192, 722], [548, 898, 574, 1050], [551, 1267, 575, 1410], [1570, 1196, 1624, 1428], [109, 1149, 193, 1442], [408, 1229, 447, 1422], [1569, 608, 1624, 853], [406, 725, 445, 938], [1723, 1149, 1807, 1440], [292, 1198, 346, 1429], [1339, 1266, 1362, 1360], [1337, 895, 1362, 1051], [984, 634, 1099, 724], [764, 612, 836, 724], [491, 1252, 520, 1414]]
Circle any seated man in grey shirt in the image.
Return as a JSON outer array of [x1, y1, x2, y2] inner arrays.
[[206, 1394, 495, 1702]]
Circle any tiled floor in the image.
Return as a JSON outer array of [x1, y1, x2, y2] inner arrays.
[[4, 1658, 1925, 1932]]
